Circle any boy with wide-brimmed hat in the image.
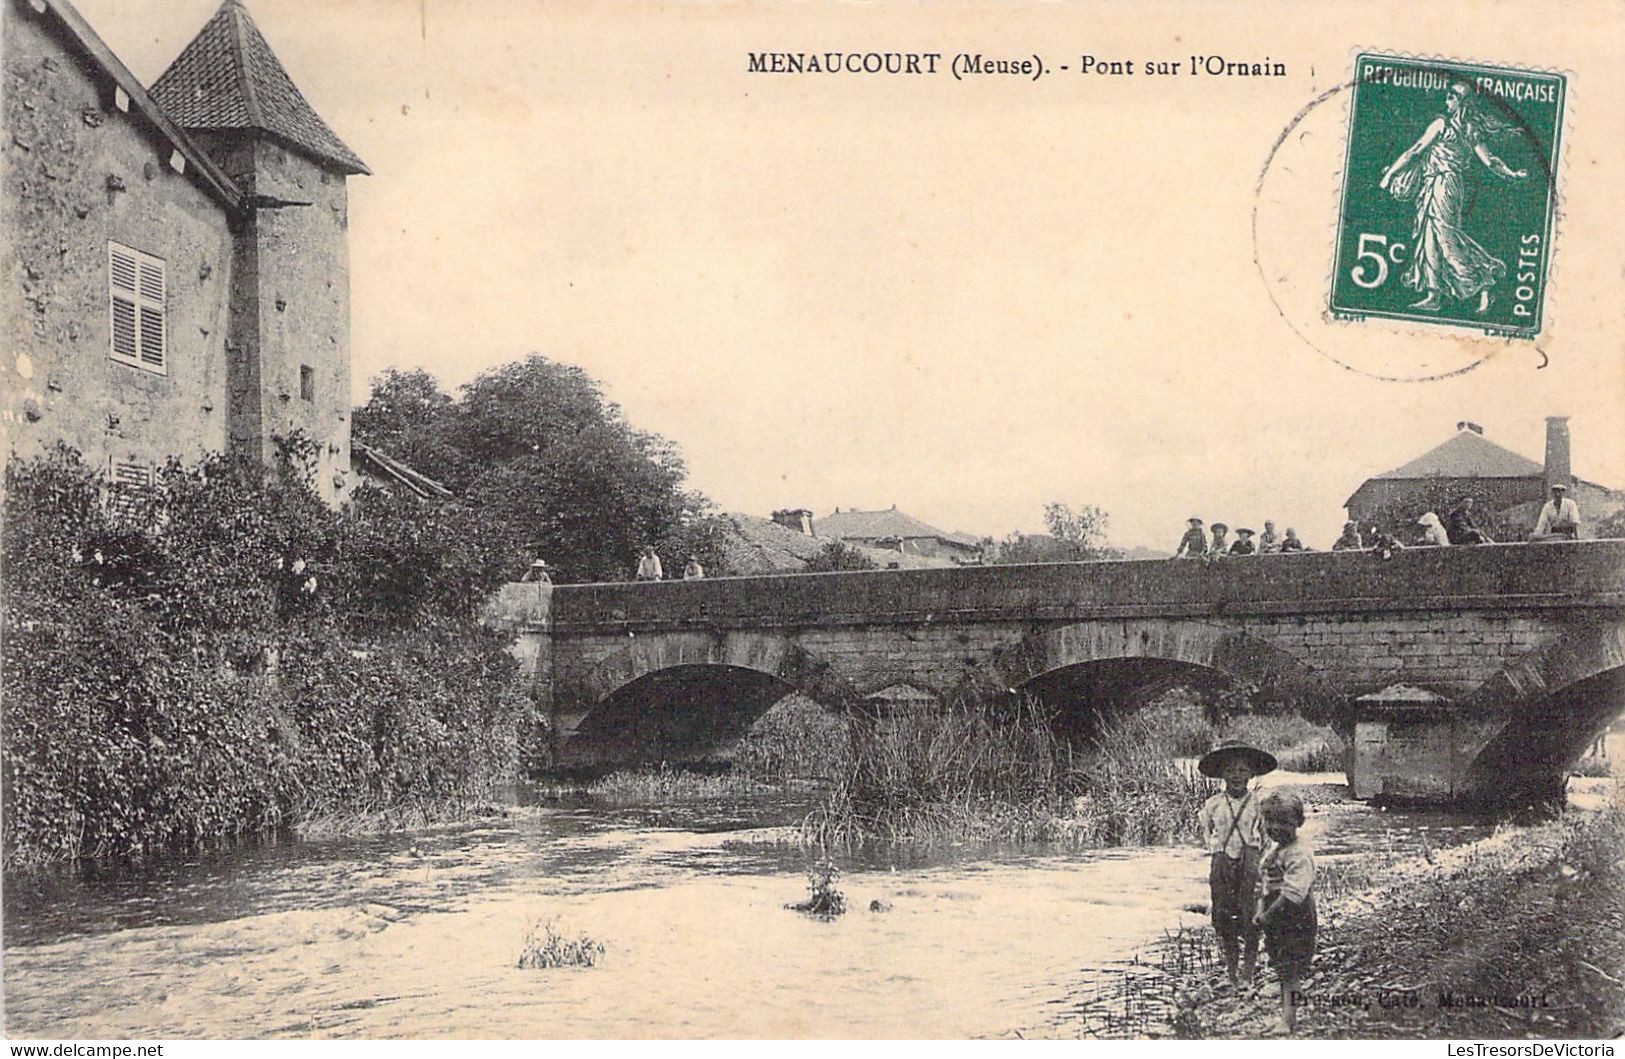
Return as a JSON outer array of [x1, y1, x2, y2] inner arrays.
[[1197, 739, 1277, 987]]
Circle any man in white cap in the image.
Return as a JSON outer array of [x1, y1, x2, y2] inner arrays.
[[1531, 482, 1581, 541]]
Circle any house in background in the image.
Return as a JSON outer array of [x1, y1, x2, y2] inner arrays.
[[3, 0, 365, 505], [779, 505, 983, 563], [1345, 418, 1624, 539]]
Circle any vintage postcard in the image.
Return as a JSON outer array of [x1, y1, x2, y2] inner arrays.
[[2, 0, 1622, 1047]]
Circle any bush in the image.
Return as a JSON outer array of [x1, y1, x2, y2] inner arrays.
[[1, 450, 528, 868]]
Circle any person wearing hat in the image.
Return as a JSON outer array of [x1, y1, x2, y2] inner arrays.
[[1206, 523, 1231, 561], [682, 555, 706, 580], [1174, 517, 1208, 559], [1197, 740, 1277, 988], [1331, 521, 1364, 551], [635, 545, 664, 581], [1532, 482, 1581, 541], [1255, 789, 1317, 1035], [1229, 528, 1258, 556], [1278, 527, 1309, 552]]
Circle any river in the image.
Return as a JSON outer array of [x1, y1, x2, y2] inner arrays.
[[0, 770, 1591, 1039]]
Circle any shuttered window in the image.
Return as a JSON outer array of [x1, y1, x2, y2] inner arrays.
[[108, 242, 166, 374]]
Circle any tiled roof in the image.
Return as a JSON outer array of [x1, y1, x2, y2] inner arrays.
[[1372, 429, 1544, 480], [815, 506, 976, 546], [721, 516, 955, 574], [149, 0, 369, 175]]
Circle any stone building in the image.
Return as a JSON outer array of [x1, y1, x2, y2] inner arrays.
[[1345, 418, 1623, 540], [806, 505, 983, 563], [2, 0, 366, 505]]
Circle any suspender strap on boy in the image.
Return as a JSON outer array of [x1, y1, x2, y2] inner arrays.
[[1220, 791, 1254, 856]]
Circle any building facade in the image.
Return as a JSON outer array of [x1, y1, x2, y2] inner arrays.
[[2, 0, 365, 504], [1345, 418, 1621, 539]]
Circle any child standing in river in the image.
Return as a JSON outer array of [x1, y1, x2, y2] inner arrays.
[[1256, 789, 1317, 1036], [1196, 741, 1276, 989]]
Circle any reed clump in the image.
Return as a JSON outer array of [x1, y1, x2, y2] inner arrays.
[[785, 859, 847, 917], [517, 918, 606, 969], [804, 697, 1215, 849]]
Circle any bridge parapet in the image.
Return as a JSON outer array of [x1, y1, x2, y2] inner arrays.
[[550, 540, 1625, 631]]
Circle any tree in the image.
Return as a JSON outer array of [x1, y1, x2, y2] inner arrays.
[[804, 540, 880, 573], [985, 502, 1120, 564], [352, 355, 705, 583]]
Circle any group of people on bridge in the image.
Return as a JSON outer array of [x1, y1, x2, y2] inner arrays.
[[1177, 482, 1584, 561], [1173, 519, 1309, 560]]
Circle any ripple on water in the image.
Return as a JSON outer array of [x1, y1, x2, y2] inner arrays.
[[2, 783, 1533, 1038]]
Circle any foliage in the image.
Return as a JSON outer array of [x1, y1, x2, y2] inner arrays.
[[1359, 477, 1529, 544], [803, 540, 880, 573], [726, 695, 851, 781], [786, 860, 847, 917], [517, 919, 606, 969], [2, 449, 528, 868], [1595, 507, 1625, 541], [352, 356, 704, 582], [984, 501, 1122, 564]]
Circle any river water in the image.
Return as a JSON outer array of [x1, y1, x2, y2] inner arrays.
[[0, 771, 1587, 1039]]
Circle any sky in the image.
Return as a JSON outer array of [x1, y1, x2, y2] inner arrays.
[[71, 0, 1625, 551]]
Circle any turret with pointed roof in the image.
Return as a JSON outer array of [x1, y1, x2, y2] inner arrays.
[[145, 0, 366, 505], [150, 0, 367, 175]]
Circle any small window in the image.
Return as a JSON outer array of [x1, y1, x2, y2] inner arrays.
[[108, 459, 154, 519], [108, 242, 166, 374], [300, 365, 315, 402]]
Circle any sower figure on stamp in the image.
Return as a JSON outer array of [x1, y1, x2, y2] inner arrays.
[[1197, 740, 1276, 989], [1379, 80, 1527, 314]]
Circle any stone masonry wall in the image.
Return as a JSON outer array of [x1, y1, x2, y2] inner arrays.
[[3, 7, 234, 475]]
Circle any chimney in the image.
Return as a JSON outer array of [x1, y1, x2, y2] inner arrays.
[[771, 508, 814, 535], [1544, 416, 1571, 491], [1456, 420, 1483, 435]]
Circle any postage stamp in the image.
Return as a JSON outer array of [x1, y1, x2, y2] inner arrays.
[[1329, 54, 1566, 338]]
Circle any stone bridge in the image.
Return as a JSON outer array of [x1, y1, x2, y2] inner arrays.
[[486, 540, 1625, 806]]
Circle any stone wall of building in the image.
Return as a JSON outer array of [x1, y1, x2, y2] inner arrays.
[[199, 134, 353, 504], [2, 6, 235, 477]]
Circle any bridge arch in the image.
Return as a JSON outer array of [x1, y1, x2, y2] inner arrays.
[[558, 631, 860, 764], [1459, 617, 1625, 801], [992, 618, 1340, 728]]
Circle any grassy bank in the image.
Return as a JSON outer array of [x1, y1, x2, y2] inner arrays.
[[1071, 788, 1625, 1039]]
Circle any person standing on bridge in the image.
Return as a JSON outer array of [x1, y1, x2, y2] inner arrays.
[[1198, 740, 1276, 990], [1230, 528, 1259, 556], [1331, 521, 1364, 551], [1259, 521, 1281, 554], [635, 546, 664, 581], [682, 555, 706, 580], [1175, 517, 1208, 559], [1531, 482, 1581, 541], [1416, 511, 1451, 547], [1207, 523, 1231, 561], [1447, 496, 1494, 545], [1279, 528, 1309, 552]]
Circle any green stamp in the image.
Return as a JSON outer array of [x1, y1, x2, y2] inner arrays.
[[1330, 54, 1565, 338]]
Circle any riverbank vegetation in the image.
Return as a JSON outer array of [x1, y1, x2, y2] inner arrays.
[[1072, 788, 1625, 1039], [1, 448, 530, 869], [799, 697, 1215, 849]]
